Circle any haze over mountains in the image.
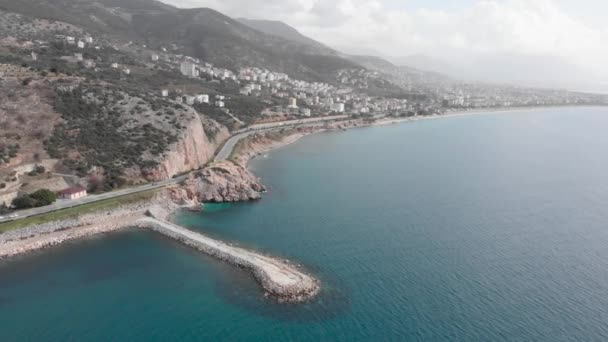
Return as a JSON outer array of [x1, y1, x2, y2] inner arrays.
[[159, 0, 608, 93]]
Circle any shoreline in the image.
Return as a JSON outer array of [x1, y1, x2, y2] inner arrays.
[[1, 104, 598, 301], [237, 105, 606, 168]]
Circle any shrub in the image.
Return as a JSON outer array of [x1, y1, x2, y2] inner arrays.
[[12, 189, 56, 209], [12, 195, 37, 209], [30, 189, 57, 206]]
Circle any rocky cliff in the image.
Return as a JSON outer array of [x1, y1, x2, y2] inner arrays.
[[165, 161, 266, 204], [144, 114, 230, 181]]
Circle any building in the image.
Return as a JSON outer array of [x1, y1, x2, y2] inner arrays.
[[84, 60, 96, 68], [288, 97, 298, 109], [300, 108, 312, 117], [215, 101, 225, 108], [196, 94, 209, 104], [57, 187, 87, 200], [184, 95, 195, 105], [84, 36, 93, 44], [66, 36, 75, 44], [123, 68, 131, 75], [151, 54, 159, 62], [180, 61, 197, 78], [77, 41, 85, 49], [111, 63, 119, 69], [161, 89, 169, 97], [332, 103, 345, 113], [74, 53, 83, 61]]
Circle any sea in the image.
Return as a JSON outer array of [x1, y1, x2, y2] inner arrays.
[[2, 107, 608, 341]]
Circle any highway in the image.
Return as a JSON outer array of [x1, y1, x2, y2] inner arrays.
[[216, 115, 348, 161], [0, 176, 186, 224]]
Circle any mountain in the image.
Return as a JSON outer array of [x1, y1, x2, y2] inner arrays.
[[237, 18, 333, 53], [0, 0, 359, 82], [348, 55, 452, 88], [388, 54, 454, 75]]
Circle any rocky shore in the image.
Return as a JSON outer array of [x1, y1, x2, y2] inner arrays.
[[0, 204, 147, 259]]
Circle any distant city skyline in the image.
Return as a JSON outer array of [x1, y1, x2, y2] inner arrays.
[[160, 0, 608, 91]]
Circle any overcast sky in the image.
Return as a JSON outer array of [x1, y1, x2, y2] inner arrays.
[[159, 0, 608, 90]]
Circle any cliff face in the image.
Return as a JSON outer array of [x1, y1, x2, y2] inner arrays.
[[144, 114, 229, 181]]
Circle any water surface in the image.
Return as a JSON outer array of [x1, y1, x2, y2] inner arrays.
[[3, 107, 608, 341]]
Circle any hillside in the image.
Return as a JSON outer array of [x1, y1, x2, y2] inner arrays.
[[237, 18, 333, 53], [0, 0, 360, 82]]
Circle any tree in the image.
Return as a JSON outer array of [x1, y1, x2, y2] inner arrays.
[[30, 189, 57, 206], [12, 195, 37, 209]]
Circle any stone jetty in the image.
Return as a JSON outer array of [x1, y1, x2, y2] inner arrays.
[[137, 217, 320, 302]]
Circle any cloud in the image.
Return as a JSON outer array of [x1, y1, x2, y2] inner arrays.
[[160, 0, 608, 87]]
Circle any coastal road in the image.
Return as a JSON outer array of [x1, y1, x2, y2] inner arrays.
[[215, 115, 349, 161], [1, 115, 348, 224], [0, 176, 187, 224]]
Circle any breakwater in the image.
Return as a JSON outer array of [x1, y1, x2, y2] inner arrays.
[[137, 217, 319, 302]]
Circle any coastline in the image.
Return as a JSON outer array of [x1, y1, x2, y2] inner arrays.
[[0, 204, 148, 259], [0, 104, 597, 301], [235, 105, 606, 168]]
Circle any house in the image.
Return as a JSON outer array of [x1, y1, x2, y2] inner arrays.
[[184, 95, 195, 105], [57, 187, 87, 200], [123, 68, 131, 75], [111, 63, 119, 69], [195, 94, 209, 103], [66, 36, 75, 44], [215, 101, 225, 108], [288, 97, 298, 109], [84, 36, 93, 44], [161, 89, 169, 97], [151, 54, 159, 61], [31, 52, 38, 61], [77, 41, 85, 49]]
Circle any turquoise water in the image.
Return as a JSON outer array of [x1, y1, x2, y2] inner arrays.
[[3, 107, 608, 340]]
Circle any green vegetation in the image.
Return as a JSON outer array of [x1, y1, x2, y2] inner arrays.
[[0, 189, 157, 233], [12, 189, 57, 209], [46, 84, 179, 188], [0, 143, 19, 165]]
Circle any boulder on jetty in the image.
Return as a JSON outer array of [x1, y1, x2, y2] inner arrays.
[[170, 161, 266, 204]]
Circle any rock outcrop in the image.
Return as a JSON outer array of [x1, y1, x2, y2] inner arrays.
[[166, 161, 266, 204]]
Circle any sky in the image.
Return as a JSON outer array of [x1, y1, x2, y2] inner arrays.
[[159, 0, 608, 90]]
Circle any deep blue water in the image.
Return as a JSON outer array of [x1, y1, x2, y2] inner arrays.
[[3, 107, 608, 340]]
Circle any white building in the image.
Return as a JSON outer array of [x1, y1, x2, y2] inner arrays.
[[66, 36, 75, 44], [84, 36, 93, 44], [215, 101, 225, 108], [151, 54, 159, 61], [123, 68, 131, 75], [332, 103, 345, 113], [300, 108, 312, 117], [161, 89, 169, 97], [84, 60, 96, 68], [180, 61, 198, 78], [77, 41, 85, 49], [31, 52, 38, 61], [111, 63, 119, 69], [184, 95, 195, 105], [196, 94, 209, 104], [216, 95, 225, 100], [288, 97, 298, 108]]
